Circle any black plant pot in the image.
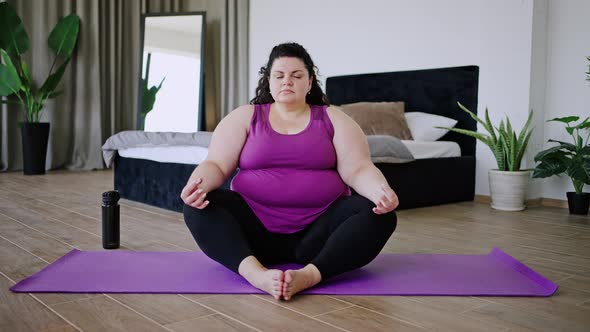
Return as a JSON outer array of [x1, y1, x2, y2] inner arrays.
[[566, 192, 590, 215], [21, 122, 50, 175]]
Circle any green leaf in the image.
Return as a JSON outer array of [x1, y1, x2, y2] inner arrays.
[[496, 120, 509, 170], [0, 49, 22, 96], [534, 145, 570, 162], [577, 119, 590, 130], [548, 139, 577, 150], [516, 130, 533, 167], [46, 90, 62, 99], [566, 126, 574, 135], [0, 2, 30, 57], [484, 108, 497, 144], [506, 117, 513, 138], [548, 116, 579, 124], [19, 58, 31, 85], [511, 111, 534, 170], [38, 57, 71, 97], [532, 157, 568, 178], [497, 119, 506, 135], [48, 14, 80, 57], [457, 102, 493, 136], [495, 135, 506, 170], [516, 110, 534, 149], [436, 127, 490, 146], [509, 133, 518, 170], [567, 156, 590, 185], [497, 120, 519, 171]]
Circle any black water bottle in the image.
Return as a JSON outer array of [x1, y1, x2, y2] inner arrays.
[[102, 190, 120, 249]]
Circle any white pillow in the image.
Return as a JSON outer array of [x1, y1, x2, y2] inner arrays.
[[405, 112, 458, 141]]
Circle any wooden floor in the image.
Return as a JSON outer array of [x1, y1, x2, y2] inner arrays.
[[1, 170, 589, 332]]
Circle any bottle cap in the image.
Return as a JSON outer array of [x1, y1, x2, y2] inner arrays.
[[102, 190, 120, 205]]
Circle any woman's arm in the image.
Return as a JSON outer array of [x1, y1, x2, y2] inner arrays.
[[181, 105, 254, 208], [327, 107, 399, 213]]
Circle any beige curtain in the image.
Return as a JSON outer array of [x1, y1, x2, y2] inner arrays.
[[221, 0, 249, 120], [0, 0, 248, 171]]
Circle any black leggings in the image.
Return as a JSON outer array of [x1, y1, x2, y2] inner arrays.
[[183, 189, 397, 280]]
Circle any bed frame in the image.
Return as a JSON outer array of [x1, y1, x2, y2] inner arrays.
[[115, 65, 478, 211], [326, 65, 478, 209]]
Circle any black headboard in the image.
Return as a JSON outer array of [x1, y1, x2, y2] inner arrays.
[[326, 66, 479, 156]]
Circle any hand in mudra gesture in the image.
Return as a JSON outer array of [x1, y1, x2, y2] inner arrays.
[[181, 178, 210, 209], [372, 183, 399, 214]]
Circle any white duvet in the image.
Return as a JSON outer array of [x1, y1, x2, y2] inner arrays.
[[118, 140, 460, 165]]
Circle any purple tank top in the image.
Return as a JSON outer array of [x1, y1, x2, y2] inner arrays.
[[231, 103, 351, 233]]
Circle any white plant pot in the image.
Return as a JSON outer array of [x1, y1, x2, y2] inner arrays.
[[488, 170, 532, 211]]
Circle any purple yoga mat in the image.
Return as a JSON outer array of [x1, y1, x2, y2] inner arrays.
[[10, 248, 557, 296]]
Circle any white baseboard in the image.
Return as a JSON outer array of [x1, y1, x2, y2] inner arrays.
[[474, 195, 568, 209]]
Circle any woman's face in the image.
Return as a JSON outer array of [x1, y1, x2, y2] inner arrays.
[[269, 57, 312, 104]]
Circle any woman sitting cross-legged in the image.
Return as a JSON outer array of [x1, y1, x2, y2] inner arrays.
[[182, 42, 398, 301]]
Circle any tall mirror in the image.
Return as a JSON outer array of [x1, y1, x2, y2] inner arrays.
[[138, 12, 206, 132]]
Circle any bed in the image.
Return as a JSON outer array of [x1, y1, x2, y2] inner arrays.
[[325, 65, 478, 209], [110, 65, 478, 211]]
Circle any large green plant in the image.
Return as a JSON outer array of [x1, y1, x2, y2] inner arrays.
[[437, 102, 534, 171], [532, 117, 590, 194], [0, 2, 80, 122]]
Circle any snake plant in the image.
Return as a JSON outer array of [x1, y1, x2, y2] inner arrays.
[[437, 102, 534, 171]]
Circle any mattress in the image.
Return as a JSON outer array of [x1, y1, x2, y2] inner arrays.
[[401, 140, 461, 159], [118, 146, 208, 165], [117, 140, 460, 164]]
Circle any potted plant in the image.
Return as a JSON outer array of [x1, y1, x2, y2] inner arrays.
[[0, 2, 80, 174], [438, 102, 534, 211], [532, 116, 589, 215]]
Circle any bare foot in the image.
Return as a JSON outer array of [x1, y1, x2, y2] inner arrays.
[[239, 256, 284, 300], [246, 269, 284, 300], [282, 264, 321, 301]]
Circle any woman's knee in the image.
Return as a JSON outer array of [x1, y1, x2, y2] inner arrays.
[[183, 203, 205, 222], [183, 189, 229, 217], [183, 189, 230, 232], [363, 208, 397, 240], [378, 210, 397, 234], [349, 195, 397, 232], [183, 204, 210, 240]]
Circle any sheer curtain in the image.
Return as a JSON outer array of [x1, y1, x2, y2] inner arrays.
[[0, 0, 248, 171]]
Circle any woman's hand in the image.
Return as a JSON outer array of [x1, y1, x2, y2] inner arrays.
[[372, 183, 399, 214], [181, 177, 210, 209]]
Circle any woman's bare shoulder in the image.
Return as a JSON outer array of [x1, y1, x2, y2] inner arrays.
[[326, 105, 352, 125], [221, 104, 254, 123], [231, 104, 255, 117], [326, 105, 342, 112], [216, 104, 256, 133]]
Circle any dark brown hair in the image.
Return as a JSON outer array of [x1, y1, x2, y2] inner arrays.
[[250, 42, 329, 105]]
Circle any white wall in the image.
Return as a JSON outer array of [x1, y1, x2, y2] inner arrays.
[[249, 0, 589, 199], [541, 0, 590, 199], [527, 0, 548, 199]]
